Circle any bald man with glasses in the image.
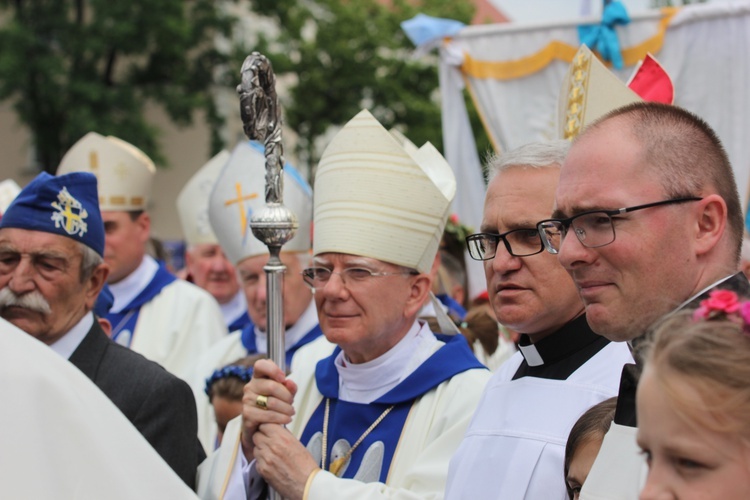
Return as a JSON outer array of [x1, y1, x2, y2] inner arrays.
[[445, 141, 632, 500], [540, 103, 750, 498]]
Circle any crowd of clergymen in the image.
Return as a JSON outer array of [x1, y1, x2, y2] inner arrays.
[[3, 43, 750, 500]]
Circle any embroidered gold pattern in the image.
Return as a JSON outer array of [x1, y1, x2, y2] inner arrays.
[[563, 49, 591, 141]]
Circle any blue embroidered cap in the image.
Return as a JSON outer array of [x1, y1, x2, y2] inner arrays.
[[0, 171, 105, 256]]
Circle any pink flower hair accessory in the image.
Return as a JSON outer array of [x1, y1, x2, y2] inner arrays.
[[692, 290, 750, 336]]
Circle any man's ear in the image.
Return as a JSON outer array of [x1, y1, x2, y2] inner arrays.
[[84, 264, 110, 311], [693, 194, 727, 257], [136, 212, 151, 244], [404, 273, 432, 318]]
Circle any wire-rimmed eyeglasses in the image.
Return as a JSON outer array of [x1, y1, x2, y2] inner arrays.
[[301, 267, 418, 289], [536, 197, 702, 254], [466, 228, 545, 261]]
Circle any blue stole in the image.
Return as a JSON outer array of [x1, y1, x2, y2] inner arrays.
[[108, 262, 177, 347], [300, 335, 485, 482], [228, 311, 252, 332], [240, 322, 324, 368], [436, 293, 467, 321]]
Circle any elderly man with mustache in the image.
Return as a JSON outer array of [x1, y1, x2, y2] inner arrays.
[[0, 171, 205, 489]]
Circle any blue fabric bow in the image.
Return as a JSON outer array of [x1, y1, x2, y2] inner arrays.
[[578, 1, 630, 69], [401, 13, 465, 48]]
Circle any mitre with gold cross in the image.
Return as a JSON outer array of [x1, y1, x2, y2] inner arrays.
[[56, 132, 156, 211], [176, 150, 231, 246], [208, 141, 312, 265]]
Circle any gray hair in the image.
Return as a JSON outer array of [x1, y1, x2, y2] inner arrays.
[[485, 140, 570, 181], [78, 243, 103, 282]]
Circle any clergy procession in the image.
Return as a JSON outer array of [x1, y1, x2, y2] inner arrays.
[[3, 3, 750, 499]]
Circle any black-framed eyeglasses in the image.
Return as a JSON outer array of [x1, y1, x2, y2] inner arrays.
[[536, 197, 702, 254], [466, 228, 545, 261], [301, 266, 418, 289]]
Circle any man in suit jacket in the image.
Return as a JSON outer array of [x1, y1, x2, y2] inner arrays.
[[0, 171, 204, 488]]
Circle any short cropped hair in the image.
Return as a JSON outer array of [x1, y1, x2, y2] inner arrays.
[[588, 102, 743, 261], [485, 140, 570, 181]]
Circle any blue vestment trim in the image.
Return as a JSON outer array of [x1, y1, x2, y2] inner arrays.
[[108, 261, 177, 346], [228, 311, 252, 333], [302, 333, 486, 481], [240, 323, 324, 367], [315, 333, 485, 403]]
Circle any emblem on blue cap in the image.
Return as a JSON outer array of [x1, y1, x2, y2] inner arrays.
[[51, 186, 89, 238], [0, 171, 105, 256]]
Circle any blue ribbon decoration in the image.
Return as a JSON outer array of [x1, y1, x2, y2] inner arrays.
[[578, 1, 630, 69], [401, 13, 465, 48]]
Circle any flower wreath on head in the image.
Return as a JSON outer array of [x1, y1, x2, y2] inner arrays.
[[204, 365, 254, 396], [692, 290, 750, 336], [443, 213, 474, 247]]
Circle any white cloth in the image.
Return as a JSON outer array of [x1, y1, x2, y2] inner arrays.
[[440, 2, 750, 236], [445, 342, 634, 500], [0, 317, 198, 499], [197, 330, 491, 499], [334, 321, 437, 403], [113, 257, 227, 380]]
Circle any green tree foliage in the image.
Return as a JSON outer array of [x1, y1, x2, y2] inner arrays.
[[0, 0, 237, 172], [245, 0, 476, 175]]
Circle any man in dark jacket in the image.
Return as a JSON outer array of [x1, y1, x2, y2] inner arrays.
[[0, 171, 204, 488]]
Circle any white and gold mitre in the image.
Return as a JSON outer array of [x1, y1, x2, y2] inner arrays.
[[176, 150, 230, 246], [56, 132, 155, 210], [558, 44, 642, 141], [208, 141, 312, 265], [314, 109, 456, 274], [0, 179, 21, 216]]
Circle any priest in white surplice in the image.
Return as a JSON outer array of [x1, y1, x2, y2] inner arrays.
[[57, 132, 226, 380], [197, 110, 491, 500], [444, 141, 633, 500]]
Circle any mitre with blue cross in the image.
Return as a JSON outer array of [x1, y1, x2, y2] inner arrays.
[[176, 149, 231, 246], [314, 109, 456, 274], [0, 172, 104, 256], [56, 132, 156, 211], [208, 141, 312, 265]]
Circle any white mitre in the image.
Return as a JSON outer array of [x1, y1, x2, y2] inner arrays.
[[0, 179, 21, 215], [558, 44, 642, 141], [56, 132, 156, 210], [314, 109, 456, 274], [177, 150, 230, 246], [208, 141, 312, 265]]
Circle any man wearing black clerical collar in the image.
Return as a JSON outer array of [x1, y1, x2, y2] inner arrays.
[[546, 102, 750, 499], [445, 141, 633, 500]]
